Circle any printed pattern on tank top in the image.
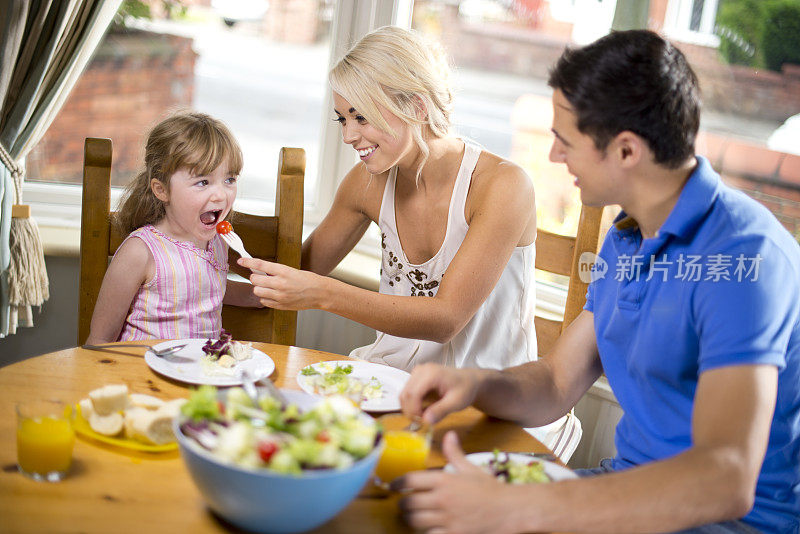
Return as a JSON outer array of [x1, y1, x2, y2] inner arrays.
[[381, 233, 441, 297], [351, 140, 537, 373]]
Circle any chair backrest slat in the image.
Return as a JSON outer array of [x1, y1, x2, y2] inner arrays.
[[533, 205, 603, 356]]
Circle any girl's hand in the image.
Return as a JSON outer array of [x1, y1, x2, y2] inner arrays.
[[395, 431, 524, 534], [237, 257, 326, 310]]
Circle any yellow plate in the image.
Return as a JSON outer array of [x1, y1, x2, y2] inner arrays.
[[72, 405, 178, 453]]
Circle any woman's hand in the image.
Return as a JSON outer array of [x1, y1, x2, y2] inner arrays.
[[395, 431, 525, 534], [237, 257, 328, 310]]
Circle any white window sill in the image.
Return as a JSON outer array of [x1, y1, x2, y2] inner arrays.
[[663, 28, 720, 48]]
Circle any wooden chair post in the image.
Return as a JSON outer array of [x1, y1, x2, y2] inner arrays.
[[562, 205, 603, 331], [78, 138, 112, 345], [534, 204, 604, 356], [272, 147, 305, 345]]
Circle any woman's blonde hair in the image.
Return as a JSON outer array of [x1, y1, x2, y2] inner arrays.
[[115, 110, 243, 235], [329, 26, 454, 180]]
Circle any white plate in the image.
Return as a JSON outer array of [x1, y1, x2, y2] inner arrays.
[[446, 452, 577, 482], [296, 360, 410, 412], [144, 339, 275, 386]]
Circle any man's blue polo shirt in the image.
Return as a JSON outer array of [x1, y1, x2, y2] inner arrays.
[[584, 156, 800, 532]]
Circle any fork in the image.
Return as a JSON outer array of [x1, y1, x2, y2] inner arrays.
[[219, 229, 252, 259], [81, 342, 188, 358], [218, 230, 266, 275]]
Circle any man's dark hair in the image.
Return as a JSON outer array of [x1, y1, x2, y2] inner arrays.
[[548, 30, 700, 168]]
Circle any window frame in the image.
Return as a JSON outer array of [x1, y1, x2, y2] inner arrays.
[[663, 0, 721, 47], [25, 0, 414, 252], [25, 0, 569, 316]]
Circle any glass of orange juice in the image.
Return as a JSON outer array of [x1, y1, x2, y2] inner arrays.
[[16, 400, 75, 482], [374, 413, 432, 488]]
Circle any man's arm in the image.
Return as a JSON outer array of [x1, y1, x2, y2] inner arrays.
[[400, 310, 603, 427], [513, 363, 776, 533], [400, 363, 777, 533], [474, 310, 603, 426]]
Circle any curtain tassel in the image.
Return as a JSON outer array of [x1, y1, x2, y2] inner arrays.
[[1, 143, 49, 334]]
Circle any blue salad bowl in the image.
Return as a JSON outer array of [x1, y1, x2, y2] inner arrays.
[[174, 389, 383, 533]]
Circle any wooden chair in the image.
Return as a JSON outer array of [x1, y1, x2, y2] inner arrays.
[[78, 137, 305, 346], [534, 205, 604, 356]]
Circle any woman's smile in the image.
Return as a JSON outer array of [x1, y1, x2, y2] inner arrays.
[[357, 145, 377, 160]]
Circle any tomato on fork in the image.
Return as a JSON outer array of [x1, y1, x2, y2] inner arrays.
[[216, 221, 233, 235]]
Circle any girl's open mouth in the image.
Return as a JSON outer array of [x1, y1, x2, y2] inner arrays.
[[200, 210, 223, 228]]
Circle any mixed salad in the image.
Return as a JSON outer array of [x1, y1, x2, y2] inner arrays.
[[484, 450, 550, 484], [300, 362, 383, 402], [201, 330, 253, 375], [179, 386, 380, 474]]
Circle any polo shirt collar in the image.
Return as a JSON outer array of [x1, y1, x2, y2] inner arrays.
[[658, 156, 719, 239], [611, 156, 719, 240]]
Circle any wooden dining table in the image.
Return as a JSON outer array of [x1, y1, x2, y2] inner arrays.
[[0, 342, 558, 533]]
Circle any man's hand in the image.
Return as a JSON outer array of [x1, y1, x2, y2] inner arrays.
[[395, 431, 524, 534], [399, 364, 482, 425]]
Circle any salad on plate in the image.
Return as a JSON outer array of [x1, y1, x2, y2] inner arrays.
[[200, 330, 253, 376], [178, 385, 380, 474], [482, 450, 551, 484], [300, 362, 383, 402]]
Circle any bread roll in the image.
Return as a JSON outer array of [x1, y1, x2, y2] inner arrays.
[[89, 384, 128, 415], [127, 407, 177, 445], [78, 398, 94, 419], [158, 398, 187, 418], [128, 393, 165, 410], [124, 407, 148, 438], [89, 411, 124, 436]]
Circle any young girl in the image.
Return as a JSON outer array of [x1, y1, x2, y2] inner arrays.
[[86, 111, 261, 344]]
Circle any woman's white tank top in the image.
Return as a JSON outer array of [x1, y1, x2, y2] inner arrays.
[[349, 142, 537, 371]]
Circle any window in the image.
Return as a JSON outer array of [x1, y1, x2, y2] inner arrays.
[[23, 0, 412, 236], [24, 0, 800, 264], [410, 0, 800, 282], [664, 0, 721, 46]]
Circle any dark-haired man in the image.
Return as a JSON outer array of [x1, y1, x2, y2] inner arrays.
[[396, 30, 799, 533]]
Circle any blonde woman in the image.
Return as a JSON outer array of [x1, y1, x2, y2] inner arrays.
[[241, 26, 579, 456], [242, 26, 538, 371]]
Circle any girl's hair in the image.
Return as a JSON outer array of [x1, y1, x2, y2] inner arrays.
[[115, 110, 243, 235], [329, 26, 454, 181]]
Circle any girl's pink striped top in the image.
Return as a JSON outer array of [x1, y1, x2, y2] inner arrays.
[[117, 225, 228, 341]]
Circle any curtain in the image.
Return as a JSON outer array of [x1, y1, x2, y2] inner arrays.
[[0, 0, 121, 337]]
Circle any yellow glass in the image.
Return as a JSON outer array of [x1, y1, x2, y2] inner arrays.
[[374, 414, 431, 486], [16, 400, 75, 482]]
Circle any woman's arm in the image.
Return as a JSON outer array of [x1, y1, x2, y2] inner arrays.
[[86, 238, 151, 344], [240, 159, 536, 342], [301, 164, 375, 275]]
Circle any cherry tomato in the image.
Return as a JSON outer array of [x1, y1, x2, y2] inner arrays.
[[216, 221, 232, 235], [258, 441, 278, 463]]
